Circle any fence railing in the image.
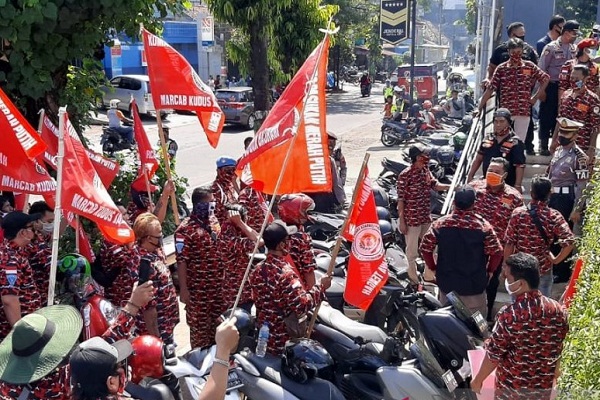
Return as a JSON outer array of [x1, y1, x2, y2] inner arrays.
[[441, 94, 496, 215]]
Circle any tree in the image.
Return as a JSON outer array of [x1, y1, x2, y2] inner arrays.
[[0, 0, 187, 132], [556, 0, 598, 32], [463, 0, 478, 35]]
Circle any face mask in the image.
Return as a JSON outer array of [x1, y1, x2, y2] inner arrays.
[[515, 35, 525, 41], [486, 171, 504, 187], [193, 201, 216, 220], [420, 156, 430, 165], [573, 80, 584, 89], [590, 48, 598, 59], [504, 279, 522, 296], [509, 52, 522, 62], [42, 222, 54, 234], [558, 136, 573, 146], [0, 211, 7, 219], [494, 126, 510, 136]]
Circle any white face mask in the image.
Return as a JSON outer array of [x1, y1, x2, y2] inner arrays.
[[42, 222, 54, 234], [504, 279, 522, 296]]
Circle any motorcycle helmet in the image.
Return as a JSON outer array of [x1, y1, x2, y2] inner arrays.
[[428, 159, 444, 180], [376, 206, 391, 221], [461, 115, 473, 128], [423, 100, 433, 110], [372, 186, 389, 208], [59, 253, 93, 295], [109, 99, 120, 109], [129, 335, 164, 384], [453, 132, 468, 150], [436, 146, 455, 167], [221, 308, 255, 352], [277, 193, 315, 225], [281, 339, 335, 383], [378, 219, 393, 242]]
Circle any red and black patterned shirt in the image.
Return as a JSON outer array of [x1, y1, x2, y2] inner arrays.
[[0, 240, 42, 339], [137, 248, 179, 344], [485, 290, 568, 400], [559, 58, 600, 94], [397, 164, 437, 226], [249, 254, 324, 354], [100, 239, 140, 308], [558, 88, 600, 151], [470, 180, 524, 244], [0, 310, 137, 399], [288, 227, 316, 287], [218, 221, 256, 309], [238, 187, 270, 232], [211, 175, 238, 224], [490, 60, 549, 117], [25, 233, 52, 306], [504, 200, 575, 274], [126, 202, 147, 226]]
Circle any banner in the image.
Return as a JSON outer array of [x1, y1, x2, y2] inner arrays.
[[130, 100, 160, 191], [0, 106, 56, 195], [60, 113, 134, 244], [343, 167, 388, 310], [64, 212, 96, 263], [236, 36, 332, 194], [0, 87, 47, 159], [39, 114, 120, 188], [380, 0, 410, 45], [142, 28, 224, 148]]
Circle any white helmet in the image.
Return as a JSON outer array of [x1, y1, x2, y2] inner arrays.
[[109, 99, 120, 109]]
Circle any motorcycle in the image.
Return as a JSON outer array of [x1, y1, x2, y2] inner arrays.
[[101, 124, 134, 155], [360, 83, 371, 97], [380, 117, 429, 147]]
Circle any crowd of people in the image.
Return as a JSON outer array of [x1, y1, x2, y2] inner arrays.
[[0, 12, 597, 400]]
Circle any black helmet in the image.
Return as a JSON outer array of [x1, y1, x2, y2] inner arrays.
[[376, 206, 391, 221], [378, 219, 393, 242], [372, 186, 389, 208], [221, 308, 255, 352], [281, 339, 334, 383]]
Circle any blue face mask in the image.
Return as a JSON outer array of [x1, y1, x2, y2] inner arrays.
[[192, 201, 216, 219], [574, 80, 584, 89]]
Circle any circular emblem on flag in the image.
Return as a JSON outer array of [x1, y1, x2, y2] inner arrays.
[[352, 223, 384, 262], [34, 161, 47, 175], [191, 69, 211, 93]]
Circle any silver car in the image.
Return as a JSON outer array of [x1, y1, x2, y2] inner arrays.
[[100, 74, 163, 117], [215, 86, 256, 129]]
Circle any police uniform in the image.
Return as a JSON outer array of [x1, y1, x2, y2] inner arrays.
[[538, 36, 577, 152], [547, 118, 590, 221]]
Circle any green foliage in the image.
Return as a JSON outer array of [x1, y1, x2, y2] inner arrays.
[[463, 0, 477, 35], [556, 0, 598, 31], [558, 172, 600, 398], [0, 0, 188, 127]]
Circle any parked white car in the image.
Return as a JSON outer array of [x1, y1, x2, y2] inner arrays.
[[100, 74, 169, 117]]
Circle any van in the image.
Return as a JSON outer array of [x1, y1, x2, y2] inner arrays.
[[100, 74, 168, 117]]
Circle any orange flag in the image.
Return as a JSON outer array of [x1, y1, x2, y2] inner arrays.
[[60, 113, 134, 244], [142, 28, 224, 148], [0, 87, 47, 159], [236, 36, 332, 194], [343, 167, 388, 310], [39, 114, 120, 188]]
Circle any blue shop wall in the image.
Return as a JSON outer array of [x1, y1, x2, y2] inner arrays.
[[103, 21, 199, 78]]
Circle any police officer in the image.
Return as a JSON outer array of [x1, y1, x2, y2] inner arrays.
[[547, 117, 590, 224], [538, 20, 579, 156], [383, 79, 394, 100]]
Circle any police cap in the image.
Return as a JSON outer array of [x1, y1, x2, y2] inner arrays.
[[556, 117, 583, 136]]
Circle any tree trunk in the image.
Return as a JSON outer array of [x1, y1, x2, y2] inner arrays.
[[249, 21, 270, 131]]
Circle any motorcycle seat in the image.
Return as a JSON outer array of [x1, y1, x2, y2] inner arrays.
[[318, 302, 388, 344], [381, 158, 409, 175], [245, 353, 340, 400]]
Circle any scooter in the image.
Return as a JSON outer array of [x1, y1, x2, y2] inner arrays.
[[101, 125, 134, 155], [361, 83, 371, 97], [380, 117, 428, 147]]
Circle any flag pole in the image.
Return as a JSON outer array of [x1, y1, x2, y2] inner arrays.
[[229, 24, 336, 313], [144, 168, 153, 203], [48, 107, 67, 306], [155, 112, 180, 225], [75, 215, 80, 253], [306, 152, 370, 337]]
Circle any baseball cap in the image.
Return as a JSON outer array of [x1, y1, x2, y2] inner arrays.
[[408, 143, 432, 159], [70, 337, 133, 398], [263, 219, 298, 250], [563, 20, 580, 32], [1, 211, 42, 239], [577, 38, 598, 50], [454, 185, 476, 210], [216, 156, 237, 169], [493, 108, 512, 121], [556, 117, 583, 136]]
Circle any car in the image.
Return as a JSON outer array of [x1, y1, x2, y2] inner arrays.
[[99, 74, 169, 117], [215, 86, 256, 130]]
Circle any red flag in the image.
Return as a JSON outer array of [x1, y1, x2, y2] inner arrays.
[[130, 100, 160, 192], [0, 87, 46, 159], [343, 167, 388, 310], [562, 258, 583, 308], [39, 114, 120, 188], [257, 191, 275, 223], [60, 113, 134, 244], [64, 211, 96, 262], [142, 28, 224, 148], [0, 106, 56, 195], [236, 36, 332, 194]]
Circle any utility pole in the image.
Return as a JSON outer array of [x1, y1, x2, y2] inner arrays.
[[409, 0, 417, 104]]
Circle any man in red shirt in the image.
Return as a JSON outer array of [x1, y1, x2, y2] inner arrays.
[[0, 212, 43, 339], [397, 143, 449, 283], [470, 157, 524, 320], [504, 176, 575, 297], [420, 185, 503, 316], [479, 38, 549, 142], [472, 252, 568, 400], [558, 38, 600, 97]]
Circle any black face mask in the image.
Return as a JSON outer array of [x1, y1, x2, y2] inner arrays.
[[558, 136, 573, 146], [515, 35, 525, 41]]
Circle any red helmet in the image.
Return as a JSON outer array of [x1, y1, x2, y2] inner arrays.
[[423, 100, 433, 110], [277, 194, 315, 225], [129, 335, 164, 383]]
